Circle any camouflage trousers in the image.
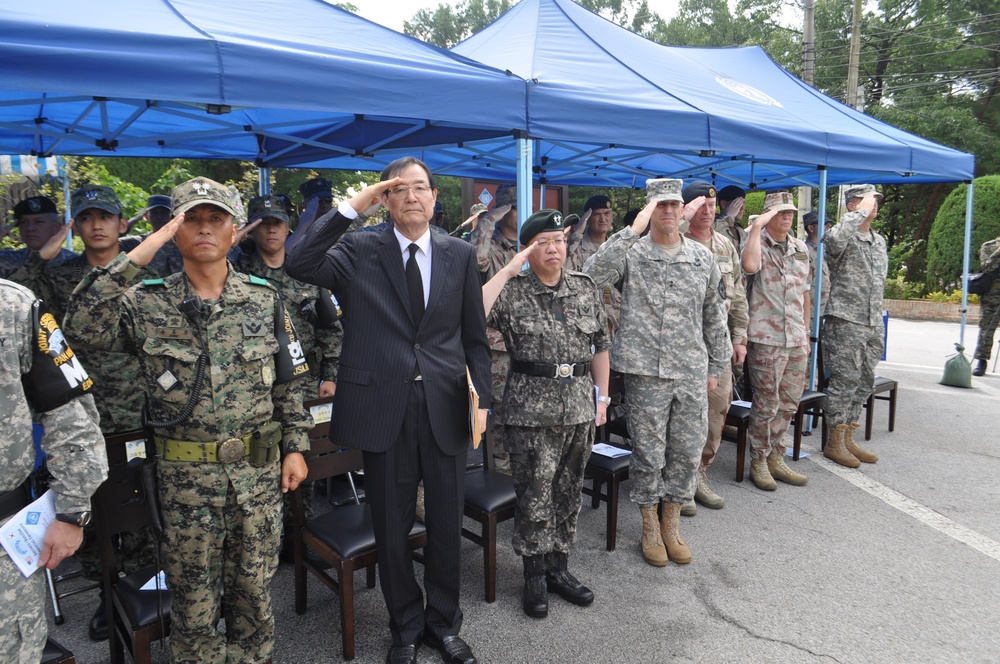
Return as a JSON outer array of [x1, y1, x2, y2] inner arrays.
[[702, 365, 734, 467], [506, 422, 593, 557], [624, 374, 707, 506], [74, 523, 157, 582], [823, 316, 884, 427], [490, 348, 511, 473], [0, 546, 46, 663], [747, 343, 809, 459], [160, 465, 282, 664], [973, 290, 1000, 360]]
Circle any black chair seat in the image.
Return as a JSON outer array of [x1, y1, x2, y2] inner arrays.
[[727, 403, 751, 421], [114, 566, 172, 629], [585, 450, 631, 475], [464, 470, 516, 513], [307, 504, 426, 559], [874, 376, 894, 389], [800, 389, 825, 405], [41, 638, 74, 664]]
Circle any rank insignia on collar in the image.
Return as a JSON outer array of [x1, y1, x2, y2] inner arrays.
[[243, 321, 264, 336]]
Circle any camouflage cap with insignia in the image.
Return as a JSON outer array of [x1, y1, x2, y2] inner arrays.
[[248, 195, 290, 223], [844, 184, 883, 202], [762, 190, 797, 213], [14, 195, 58, 219], [645, 178, 684, 204], [71, 185, 122, 218], [299, 177, 333, 201], [172, 177, 238, 217], [470, 203, 488, 217], [495, 183, 517, 208], [519, 208, 564, 245], [681, 180, 717, 204]]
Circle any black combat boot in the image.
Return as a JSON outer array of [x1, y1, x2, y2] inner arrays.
[[522, 555, 548, 618], [973, 360, 987, 377], [89, 593, 109, 641], [545, 551, 594, 606]]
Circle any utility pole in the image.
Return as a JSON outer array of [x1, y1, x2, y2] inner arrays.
[[798, 0, 816, 236], [839, 0, 865, 219]]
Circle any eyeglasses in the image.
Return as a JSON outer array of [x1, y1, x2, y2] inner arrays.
[[386, 184, 433, 199], [533, 237, 566, 249]]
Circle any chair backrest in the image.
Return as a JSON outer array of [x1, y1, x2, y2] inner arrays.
[[91, 430, 153, 540], [480, 413, 498, 472], [301, 396, 363, 484]]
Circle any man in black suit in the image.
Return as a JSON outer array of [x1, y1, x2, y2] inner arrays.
[[286, 156, 491, 664]]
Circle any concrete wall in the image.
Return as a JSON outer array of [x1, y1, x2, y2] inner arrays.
[[884, 299, 981, 324]]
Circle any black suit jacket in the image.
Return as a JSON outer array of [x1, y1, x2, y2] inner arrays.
[[286, 211, 491, 454]]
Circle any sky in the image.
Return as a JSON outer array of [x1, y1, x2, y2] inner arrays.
[[348, 0, 688, 34]]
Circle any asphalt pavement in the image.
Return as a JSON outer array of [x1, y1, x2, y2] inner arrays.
[[46, 317, 1000, 663]]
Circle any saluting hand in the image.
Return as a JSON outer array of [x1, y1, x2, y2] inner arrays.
[[235, 217, 263, 246], [503, 242, 537, 278], [38, 220, 73, 261], [681, 196, 706, 224], [631, 199, 658, 236], [347, 178, 400, 216], [725, 198, 745, 222], [127, 213, 184, 267]]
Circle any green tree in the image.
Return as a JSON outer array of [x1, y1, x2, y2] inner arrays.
[[405, 0, 515, 48], [926, 175, 1000, 288]]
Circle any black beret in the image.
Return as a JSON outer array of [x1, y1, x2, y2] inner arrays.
[[584, 195, 611, 212], [681, 180, 717, 204], [519, 209, 565, 245], [716, 185, 746, 201], [14, 195, 58, 218], [299, 177, 333, 200], [803, 211, 833, 227]]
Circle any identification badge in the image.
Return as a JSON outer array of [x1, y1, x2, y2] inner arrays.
[[157, 370, 178, 392]]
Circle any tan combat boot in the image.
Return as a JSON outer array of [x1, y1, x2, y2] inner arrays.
[[767, 451, 808, 486], [660, 502, 692, 564], [694, 465, 725, 509], [639, 504, 669, 567], [845, 422, 879, 463], [750, 457, 777, 491], [824, 424, 861, 468]]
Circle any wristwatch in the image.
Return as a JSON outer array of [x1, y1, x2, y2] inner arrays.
[[55, 511, 92, 527], [597, 396, 612, 406]]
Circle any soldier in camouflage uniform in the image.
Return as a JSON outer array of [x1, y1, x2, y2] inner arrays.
[[1, 279, 107, 663], [566, 195, 623, 338], [712, 185, 748, 253], [584, 178, 731, 568], [65, 177, 311, 664], [236, 194, 343, 561], [12, 184, 156, 640], [467, 183, 519, 472], [741, 192, 812, 490], [972, 235, 1000, 376], [803, 211, 831, 318], [482, 209, 610, 619], [1, 195, 77, 278], [681, 181, 748, 513], [822, 185, 887, 468]]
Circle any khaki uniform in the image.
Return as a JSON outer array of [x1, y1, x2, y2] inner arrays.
[[65, 253, 311, 664], [685, 230, 748, 467], [0, 279, 107, 663], [822, 210, 888, 427], [488, 268, 609, 556], [745, 229, 811, 458], [584, 228, 732, 505]]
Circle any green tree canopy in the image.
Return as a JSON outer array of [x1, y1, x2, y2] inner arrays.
[[926, 175, 1000, 288]]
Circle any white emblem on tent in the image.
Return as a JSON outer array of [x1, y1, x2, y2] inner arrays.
[[715, 76, 783, 108]]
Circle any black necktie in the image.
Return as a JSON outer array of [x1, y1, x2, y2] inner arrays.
[[406, 243, 424, 326]]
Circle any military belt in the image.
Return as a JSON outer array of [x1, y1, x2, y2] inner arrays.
[[0, 478, 32, 521], [511, 360, 591, 379], [154, 426, 265, 464]]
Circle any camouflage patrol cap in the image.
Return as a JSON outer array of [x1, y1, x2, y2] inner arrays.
[[762, 191, 796, 213], [495, 183, 517, 208], [681, 180, 717, 204], [844, 184, 883, 202], [13, 195, 58, 219], [645, 178, 684, 204], [71, 185, 122, 218], [470, 203, 488, 217], [519, 209, 564, 245], [171, 177, 238, 217], [299, 177, 333, 201], [248, 195, 290, 223]]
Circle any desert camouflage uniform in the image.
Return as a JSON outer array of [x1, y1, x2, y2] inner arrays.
[[567, 229, 622, 338], [822, 209, 888, 427], [488, 268, 609, 556], [0, 279, 107, 663], [745, 229, 812, 458], [973, 237, 1000, 361], [685, 230, 748, 467], [468, 215, 518, 469], [713, 212, 747, 253], [584, 228, 732, 506], [65, 253, 311, 664]]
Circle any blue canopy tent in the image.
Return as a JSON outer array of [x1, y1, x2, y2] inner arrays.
[[0, 0, 525, 164]]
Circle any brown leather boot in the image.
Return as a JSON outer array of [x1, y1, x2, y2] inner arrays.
[[824, 423, 860, 468], [750, 457, 777, 491], [660, 502, 691, 564], [639, 504, 668, 567], [767, 451, 808, 486], [845, 422, 878, 463]]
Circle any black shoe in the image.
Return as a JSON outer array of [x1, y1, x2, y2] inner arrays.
[[88, 596, 109, 642], [385, 644, 419, 664], [422, 632, 476, 664], [546, 568, 595, 607], [973, 360, 987, 377], [522, 554, 548, 618]]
